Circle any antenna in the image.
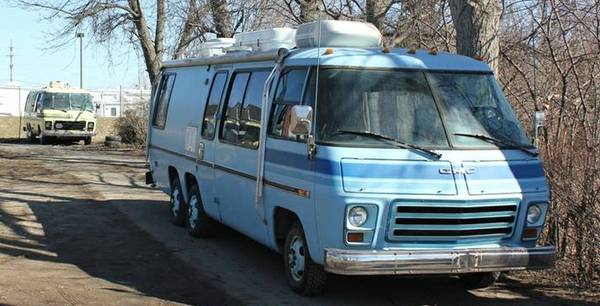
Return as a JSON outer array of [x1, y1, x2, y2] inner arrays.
[[8, 40, 14, 83], [310, 9, 323, 158]]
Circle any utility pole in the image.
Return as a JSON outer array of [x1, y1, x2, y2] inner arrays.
[[76, 33, 84, 88], [8, 40, 14, 83]]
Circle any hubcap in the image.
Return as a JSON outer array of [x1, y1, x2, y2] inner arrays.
[[287, 236, 305, 282], [171, 188, 181, 217], [188, 195, 199, 229]]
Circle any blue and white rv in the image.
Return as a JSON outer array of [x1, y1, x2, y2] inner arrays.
[[146, 20, 554, 295]]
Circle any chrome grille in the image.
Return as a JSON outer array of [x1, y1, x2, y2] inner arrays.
[[388, 201, 518, 241], [55, 121, 86, 130]]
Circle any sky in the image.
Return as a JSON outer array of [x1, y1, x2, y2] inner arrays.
[[0, 4, 145, 90]]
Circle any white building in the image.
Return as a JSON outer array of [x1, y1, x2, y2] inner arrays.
[[0, 84, 150, 117]]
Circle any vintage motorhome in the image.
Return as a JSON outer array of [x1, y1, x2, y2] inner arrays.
[[146, 20, 554, 295], [23, 81, 96, 144]]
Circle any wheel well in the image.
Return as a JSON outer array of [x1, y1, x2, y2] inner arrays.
[[184, 173, 197, 195], [168, 166, 178, 188], [274, 207, 300, 252]]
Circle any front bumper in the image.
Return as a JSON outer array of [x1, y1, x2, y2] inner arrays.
[[42, 130, 96, 138], [324, 246, 555, 275]]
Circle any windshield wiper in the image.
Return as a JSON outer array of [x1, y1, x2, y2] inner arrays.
[[453, 133, 538, 156], [336, 129, 442, 159]]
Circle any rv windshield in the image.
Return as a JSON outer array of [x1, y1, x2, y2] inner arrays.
[[41, 93, 95, 112], [428, 73, 531, 148], [315, 69, 530, 149], [316, 69, 449, 148]]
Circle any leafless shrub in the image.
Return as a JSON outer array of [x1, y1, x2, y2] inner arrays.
[[114, 104, 148, 148]]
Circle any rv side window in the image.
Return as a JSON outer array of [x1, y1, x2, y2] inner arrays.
[[239, 71, 270, 149], [202, 71, 228, 140], [268, 69, 309, 141], [220, 72, 250, 144], [25, 93, 34, 112], [152, 74, 176, 129]]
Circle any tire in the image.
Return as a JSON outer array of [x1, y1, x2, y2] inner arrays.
[[459, 272, 501, 289], [284, 222, 327, 295], [105, 135, 122, 142], [186, 183, 216, 237], [104, 140, 121, 147], [169, 178, 186, 226], [39, 134, 48, 145], [84, 137, 92, 145], [26, 128, 35, 144]]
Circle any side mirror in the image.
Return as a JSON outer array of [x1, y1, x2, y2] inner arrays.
[[289, 105, 317, 160], [289, 105, 313, 136], [95, 104, 100, 110]]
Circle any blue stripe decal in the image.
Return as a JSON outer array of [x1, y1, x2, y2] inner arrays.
[[265, 148, 341, 175], [341, 159, 450, 180]]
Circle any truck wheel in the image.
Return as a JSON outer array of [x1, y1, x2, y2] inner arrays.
[[459, 272, 501, 289], [84, 137, 92, 145], [26, 129, 35, 144], [284, 222, 327, 295], [169, 178, 186, 226], [39, 134, 47, 145], [186, 183, 215, 237]]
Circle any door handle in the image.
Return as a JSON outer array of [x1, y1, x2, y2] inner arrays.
[[198, 142, 205, 160]]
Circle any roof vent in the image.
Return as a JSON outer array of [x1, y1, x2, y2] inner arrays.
[[48, 81, 69, 89], [197, 38, 236, 57], [295, 20, 382, 48], [233, 28, 296, 51]]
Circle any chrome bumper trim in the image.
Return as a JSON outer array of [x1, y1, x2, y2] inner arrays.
[[42, 131, 96, 137], [324, 246, 555, 275]]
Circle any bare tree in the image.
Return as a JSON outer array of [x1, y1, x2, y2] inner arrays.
[[449, 0, 501, 72], [210, 0, 234, 37], [366, 0, 392, 31]]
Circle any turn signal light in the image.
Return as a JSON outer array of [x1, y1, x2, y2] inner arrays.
[[382, 47, 391, 53], [324, 48, 334, 55], [522, 228, 538, 239], [347, 232, 364, 243]]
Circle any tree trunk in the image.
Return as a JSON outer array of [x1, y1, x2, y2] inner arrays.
[[366, 0, 390, 31], [297, 0, 319, 23], [129, 0, 161, 84], [210, 0, 234, 37], [155, 0, 165, 61], [173, 0, 197, 59], [449, 0, 500, 72]]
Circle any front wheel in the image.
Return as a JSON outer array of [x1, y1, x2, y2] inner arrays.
[[169, 178, 186, 226], [186, 184, 216, 237], [459, 272, 501, 289], [284, 222, 327, 295], [39, 134, 49, 145]]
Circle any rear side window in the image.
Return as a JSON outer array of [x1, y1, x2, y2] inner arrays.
[[268, 69, 309, 140], [202, 71, 228, 139], [221, 72, 250, 143], [152, 74, 176, 129], [239, 71, 270, 149], [25, 93, 34, 112]]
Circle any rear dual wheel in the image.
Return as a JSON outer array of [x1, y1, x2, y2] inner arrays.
[[186, 184, 215, 237], [169, 178, 186, 226]]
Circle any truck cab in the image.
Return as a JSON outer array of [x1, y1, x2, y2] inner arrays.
[[23, 81, 97, 145]]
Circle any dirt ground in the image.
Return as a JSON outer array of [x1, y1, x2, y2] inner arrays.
[[0, 142, 598, 306]]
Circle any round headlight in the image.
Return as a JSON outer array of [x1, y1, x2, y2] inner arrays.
[[348, 206, 368, 227], [527, 204, 542, 224]]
